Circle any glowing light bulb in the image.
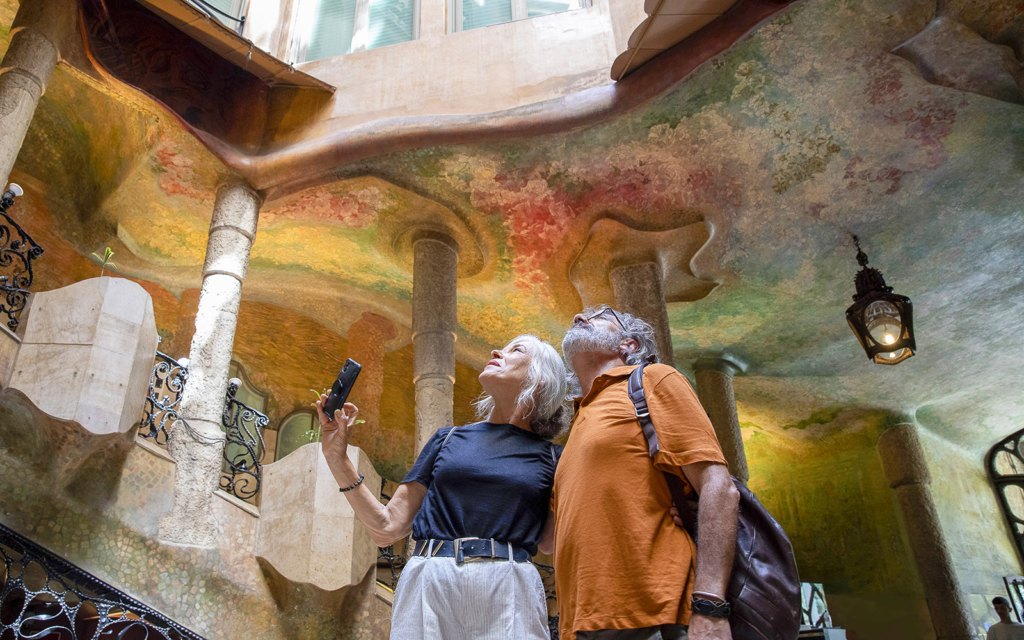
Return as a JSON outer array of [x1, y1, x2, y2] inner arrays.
[[888, 351, 897, 359], [883, 334, 896, 345]]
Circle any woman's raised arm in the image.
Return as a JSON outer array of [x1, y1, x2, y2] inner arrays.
[[317, 396, 427, 547]]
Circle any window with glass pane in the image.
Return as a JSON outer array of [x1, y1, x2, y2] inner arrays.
[[455, 0, 586, 31], [276, 412, 316, 461], [368, 0, 416, 50], [188, 0, 246, 30], [297, 0, 417, 62], [306, 0, 358, 62], [526, 0, 581, 17], [462, 0, 512, 31]]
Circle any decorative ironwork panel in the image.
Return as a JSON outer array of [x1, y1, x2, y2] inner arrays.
[[799, 582, 832, 628], [533, 562, 558, 640], [0, 523, 204, 640], [220, 378, 268, 501], [989, 429, 1024, 564], [138, 352, 189, 446], [0, 188, 42, 331]]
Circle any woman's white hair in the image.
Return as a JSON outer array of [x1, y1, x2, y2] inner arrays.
[[473, 334, 570, 440]]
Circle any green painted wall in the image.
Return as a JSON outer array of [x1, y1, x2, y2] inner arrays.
[[744, 412, 934, 640]]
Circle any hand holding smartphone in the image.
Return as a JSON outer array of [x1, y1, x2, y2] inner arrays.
[[322, 358, 362, 419]]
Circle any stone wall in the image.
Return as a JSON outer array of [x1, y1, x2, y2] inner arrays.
[[921, 429, 1023, 635], [745, 410, 935, 640]]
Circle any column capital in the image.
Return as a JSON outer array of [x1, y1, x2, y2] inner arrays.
[[411, 229, 460, 255], [693, 353, 748, 377]]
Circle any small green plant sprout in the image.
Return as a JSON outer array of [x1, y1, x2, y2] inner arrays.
[[305, 388, 364, 443], [91, 247, 116, 278]]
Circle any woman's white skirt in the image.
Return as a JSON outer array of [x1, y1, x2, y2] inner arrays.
[[390, 556, 549, 640]]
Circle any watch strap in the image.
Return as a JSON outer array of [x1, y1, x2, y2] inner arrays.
[[691, 596, 731, 619]]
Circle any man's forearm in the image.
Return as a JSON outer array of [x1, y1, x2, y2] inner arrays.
[[692, 472, 740, 598]]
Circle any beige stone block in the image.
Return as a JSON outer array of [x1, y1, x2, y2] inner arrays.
[[8, 277, 159, 435], [257, 443, 381, 592], [0, 325, 21, 387]]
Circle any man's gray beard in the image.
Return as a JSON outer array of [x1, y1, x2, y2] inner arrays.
[[562, 324, 621, 374]]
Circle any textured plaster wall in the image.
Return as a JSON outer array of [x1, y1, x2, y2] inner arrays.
[[0, 392, 391, 639], [920, 429, 1023, 635], [248, 0, 646, 138], [744, 409, 934, 640]]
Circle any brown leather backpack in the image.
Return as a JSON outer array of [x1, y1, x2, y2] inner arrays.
[[627, 364, 801, 640]]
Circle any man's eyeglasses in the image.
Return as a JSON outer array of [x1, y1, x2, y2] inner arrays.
[[582, 306, 627, 333]]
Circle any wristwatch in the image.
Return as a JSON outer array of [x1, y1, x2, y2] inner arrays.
[[691, 597, 731, 619]]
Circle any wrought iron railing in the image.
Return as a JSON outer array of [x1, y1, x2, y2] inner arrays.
[[800, 582, 832, 628], [186, 0, 246, 35], [139, 352, 190, 446], [0, 523, 205, 640], [139, 359, 268, 502], [0, 184, 42, 331], [533, 562, 559, 640], [220, 377, 268, 501]]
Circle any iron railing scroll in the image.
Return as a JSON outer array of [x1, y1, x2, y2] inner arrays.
[[220, 377, 268, 501], [0, 523, 205, 640], [186, 0, 246, 35], [533, 562, 559, 640], [0, 183, 42, 331], [138, 352, 190, 446]]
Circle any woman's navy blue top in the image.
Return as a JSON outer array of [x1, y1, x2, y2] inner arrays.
[[402, 422, 561, 556]]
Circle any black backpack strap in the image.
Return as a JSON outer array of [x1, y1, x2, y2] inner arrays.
[[627, 365, 699, 539], [628, 365, 660, 457]]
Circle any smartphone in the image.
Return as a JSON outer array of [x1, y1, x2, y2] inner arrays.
[[323, 359, 362, 418]]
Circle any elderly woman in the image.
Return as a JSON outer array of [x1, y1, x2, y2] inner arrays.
[[317, 333, 567, 640]]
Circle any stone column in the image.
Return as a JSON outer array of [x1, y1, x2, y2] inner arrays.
[[610, 262, 674, 367], [0, 0, 75, 188], [693, 356, 749, 483], [412, 234, 458, 456], [159, 181, 262, 548], [877, 424, 975, 639], [347, 312, 398, 461]]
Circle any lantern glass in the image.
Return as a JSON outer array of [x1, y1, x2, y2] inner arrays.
[[864, 300, 903, 347]]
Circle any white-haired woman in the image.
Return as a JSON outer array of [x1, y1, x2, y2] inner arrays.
[[317, 334, 568, 640]]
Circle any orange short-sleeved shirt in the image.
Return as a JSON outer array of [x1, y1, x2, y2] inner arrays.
[[552, 364, 727, 640]]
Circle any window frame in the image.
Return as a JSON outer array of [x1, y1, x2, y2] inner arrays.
[[988, 428, 1024, 566], [448, 0, 587, 33], [290, 0, 421, 64]]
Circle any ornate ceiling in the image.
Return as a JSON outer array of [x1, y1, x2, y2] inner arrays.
[[5, 0, 1024, 456]]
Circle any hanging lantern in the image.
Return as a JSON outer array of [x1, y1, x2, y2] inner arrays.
[[845, 236, 916, 365]]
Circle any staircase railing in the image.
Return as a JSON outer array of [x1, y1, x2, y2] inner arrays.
[[0, 523, 205, 640]]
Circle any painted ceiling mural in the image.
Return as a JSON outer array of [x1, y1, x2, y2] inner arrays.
[[3, 0, 1024, 467]]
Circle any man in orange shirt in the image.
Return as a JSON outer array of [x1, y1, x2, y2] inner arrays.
[[552, 305, 740, 640]]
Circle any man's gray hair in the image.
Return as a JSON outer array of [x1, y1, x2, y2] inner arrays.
[[582, 305, 661, 365], [473, 334, 570, 440]]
